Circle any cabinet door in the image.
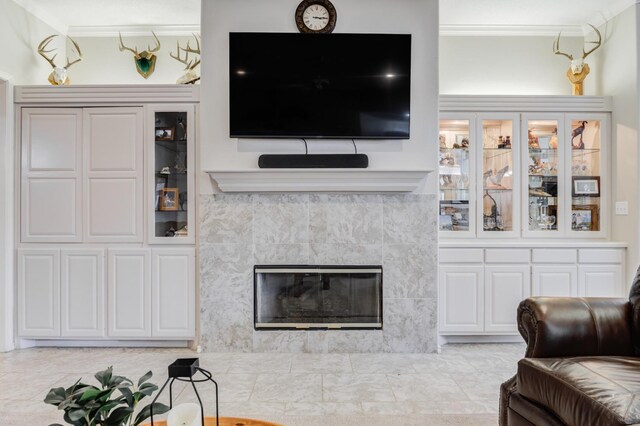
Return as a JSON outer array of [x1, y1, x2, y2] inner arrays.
[[21, 109, 83, 242], [17, 249, 60, 337], [439, 265, 484, 333], [531, 265, 577, 297], [107, 249, 151, 337], [484, 265, 530, 333], [61, 249, 105, 337], [578, 265, 623, 297], [85, 108, 144, 243], [151, 248, 195, 337]]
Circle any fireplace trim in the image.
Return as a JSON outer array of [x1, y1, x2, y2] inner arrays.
[[253, 265, 383, 331]]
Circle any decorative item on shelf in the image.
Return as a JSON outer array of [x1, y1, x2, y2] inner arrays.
[[44, 366, 169, 426], [161, 166, 172, 175], [572, 204, 599, 231], [497, 136, 505, 149], [160, 188, 179, 211], [175, 225, 188, 237], [37, 35, 83, 85], [156, 127, 175, 142], [553, 24, 601, 96], [572, 176, 600, 197], [177, 117, 188, 141], [179, 191, 188, 210], [453, 134, 469, 148], [504, 135, 511, 149], [528, 129, 540, 149], [295, 0, 337, 34], [165, 227, 176, 237], [483, 165, 509, 189], [549, 127, 558, 149], [148, 358, 219, 426], [571, 121, 588, 149], [439, 134, 447, 149], [118, 31, 161, 79], [170, 33, 201, 84], [482, 191, 503, 231]]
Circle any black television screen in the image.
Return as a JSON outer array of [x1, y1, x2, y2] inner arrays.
[[229, 33, 411, 139]]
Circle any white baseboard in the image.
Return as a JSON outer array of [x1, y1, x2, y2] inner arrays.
[[16, 339, 191, 349], [439, 335, 525, 344]]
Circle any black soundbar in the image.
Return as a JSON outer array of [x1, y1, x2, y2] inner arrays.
[[258, 154, 369, 169]]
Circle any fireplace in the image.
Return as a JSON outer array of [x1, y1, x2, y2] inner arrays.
[[254, 265, 383, 330]]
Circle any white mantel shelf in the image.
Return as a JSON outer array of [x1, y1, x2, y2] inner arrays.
[[206, 169, 433, 192]]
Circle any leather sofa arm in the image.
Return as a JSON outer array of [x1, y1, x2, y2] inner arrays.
[[518, 297, 634, 358]]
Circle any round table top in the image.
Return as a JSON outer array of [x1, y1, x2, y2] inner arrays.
[[141, 417, 282, 426]]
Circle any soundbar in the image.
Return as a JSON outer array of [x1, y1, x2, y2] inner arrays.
[[258, 154, 369, 169]]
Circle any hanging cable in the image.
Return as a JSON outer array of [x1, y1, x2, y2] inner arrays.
[[351, 139, 358, 154], [302, 138, 308, 155]]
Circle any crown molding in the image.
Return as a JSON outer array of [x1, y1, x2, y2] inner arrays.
[[67, 25, 201, 38], [439, 24, 584, 37], [11, 0, 68, 35]]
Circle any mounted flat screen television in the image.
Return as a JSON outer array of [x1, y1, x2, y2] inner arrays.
[[229, 33, 411, 139]]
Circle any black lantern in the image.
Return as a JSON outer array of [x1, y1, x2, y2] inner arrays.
[[150, 358, 219, 426]]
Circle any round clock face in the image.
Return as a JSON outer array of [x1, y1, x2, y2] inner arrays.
[[303, 5, 330, 31], [295, 0, 337, 34]]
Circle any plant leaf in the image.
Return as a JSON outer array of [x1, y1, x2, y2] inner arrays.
[[105, 406, 134, 426], [67, 408, 86, 421], [44, 387, 67, 405], [94, 366, 113, 388], [134, 402, 170, 426], [119, 386, 134, 407], [79, 387, 103, 402], [137, 370, 153, 387]]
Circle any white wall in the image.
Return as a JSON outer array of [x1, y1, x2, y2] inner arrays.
[[70, 35, 201, 85], [589, 6, 639, 284], [0, 79, 14, 352], [440, 35, 586, 95], [0, 0, 63, 85], [200, 0, 440, 195]]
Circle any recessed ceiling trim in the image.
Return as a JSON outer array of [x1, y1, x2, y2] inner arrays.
[[11, 0, 68, 35], [440, 24, 584, 37], [67, 25, 201, 37]]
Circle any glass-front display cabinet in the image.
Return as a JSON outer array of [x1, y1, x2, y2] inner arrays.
[[147, 104, 195, 244], [438, 111, 607, 239], [439, 116, 475, 237]]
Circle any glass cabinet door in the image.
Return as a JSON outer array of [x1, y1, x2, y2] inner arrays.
[[567, 115, 604, 236], [148, 105, 195, 244], [478, 116, 519, 237], [524, 117, 563, 236], [439, 117, 474, 236]]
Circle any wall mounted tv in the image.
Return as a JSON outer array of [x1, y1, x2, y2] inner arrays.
[[229, 32, 411, 139]]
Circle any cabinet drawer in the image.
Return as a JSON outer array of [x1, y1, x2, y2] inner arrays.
[[532, 249, 577, 264], [439, 249, 483, 263], [485, 249, 529, 264], [579, 249, 624, 264]]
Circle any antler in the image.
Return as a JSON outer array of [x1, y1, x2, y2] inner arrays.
[[37, 35, 59, 68], [170, 34, 201, 70], [553, 32, 573, 60], [65, 37, 83, 69], [582, 24, 601, 59], [118, 32, 138, 54], [147, 31, 161, 53]]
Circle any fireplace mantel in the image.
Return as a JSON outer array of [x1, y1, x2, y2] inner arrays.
[[205, 169, 432, 192]]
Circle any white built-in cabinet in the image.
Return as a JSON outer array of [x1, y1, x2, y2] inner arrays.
[[439, 246, 625, 335], [17, 90, 198, 342]]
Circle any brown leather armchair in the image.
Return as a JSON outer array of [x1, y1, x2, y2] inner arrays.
[[500, 279, 640, 425]]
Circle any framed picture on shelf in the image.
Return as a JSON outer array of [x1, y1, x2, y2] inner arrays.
[[155, 127, 175, 142], [439, 200, 469, 231], [572, 205, 599, 231], [454, 134, 469, 148], [572, 176, 600, 197], [159, 188, 179, 211]]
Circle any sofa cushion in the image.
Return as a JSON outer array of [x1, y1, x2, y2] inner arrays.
[[518, 357, 640, 426]]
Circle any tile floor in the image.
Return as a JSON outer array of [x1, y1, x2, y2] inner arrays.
[[0, 343, 525, 425]]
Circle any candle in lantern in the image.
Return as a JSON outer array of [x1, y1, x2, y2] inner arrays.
[[166, 403, 202, 426]]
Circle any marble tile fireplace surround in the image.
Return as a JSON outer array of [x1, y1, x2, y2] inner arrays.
[[199, 193, 437, 353]]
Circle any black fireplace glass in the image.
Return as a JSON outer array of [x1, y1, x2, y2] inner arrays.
[[254, 265, 382, 330]]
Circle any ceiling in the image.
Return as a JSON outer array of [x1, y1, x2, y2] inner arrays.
[[12, 0, 632, 35]]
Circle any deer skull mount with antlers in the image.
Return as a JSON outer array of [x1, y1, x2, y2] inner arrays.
[[118, 32, 161, 79], [170, 34, 201, 84], [37, 35, 83, 85], [553, 24, 602, 96]]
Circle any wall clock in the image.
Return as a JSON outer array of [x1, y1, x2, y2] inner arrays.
[[295, 0, 337, 34]]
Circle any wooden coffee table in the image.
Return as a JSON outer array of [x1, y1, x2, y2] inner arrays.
[[142, 418, 282, 426]]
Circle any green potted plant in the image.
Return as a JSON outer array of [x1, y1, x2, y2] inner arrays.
[[44, 366, 169, 426]]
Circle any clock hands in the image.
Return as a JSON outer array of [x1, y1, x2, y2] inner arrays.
[[313, 16, 329, 20]]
